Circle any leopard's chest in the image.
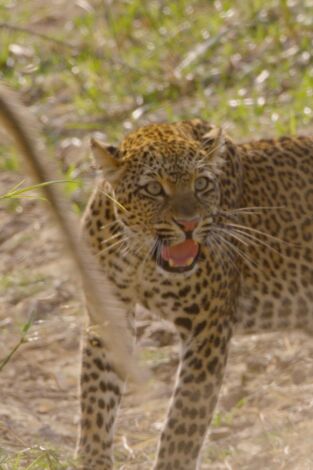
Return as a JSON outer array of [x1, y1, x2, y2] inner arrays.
[[134, 252, 221, 321], [104, 240, 236, 322]]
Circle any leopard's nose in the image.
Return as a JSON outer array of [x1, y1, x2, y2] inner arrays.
[[173, 216, 201, 232]]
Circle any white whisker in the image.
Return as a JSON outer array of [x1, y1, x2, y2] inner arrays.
[[97, 238, 125, 257], [100, 232, 123, 246], [227, 227, 291, 260], [211, 229, 257, 271], [224, 222, 297, 246], [221, 205, 290, 215]]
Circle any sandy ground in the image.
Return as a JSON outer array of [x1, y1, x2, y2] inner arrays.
[[0, 168, 313, 470], [1, 0, 313, 467]]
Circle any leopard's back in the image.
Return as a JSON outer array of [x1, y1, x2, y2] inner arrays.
[[236, 136, 313, 334]]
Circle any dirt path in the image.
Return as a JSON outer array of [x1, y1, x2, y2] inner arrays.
[[1, 169, 313, 469]]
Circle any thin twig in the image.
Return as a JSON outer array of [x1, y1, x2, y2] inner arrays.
[[0, 335, 28, 372], [0, 318, 33, 372]]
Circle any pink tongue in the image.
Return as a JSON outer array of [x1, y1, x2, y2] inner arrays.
[[161, 240, 199, 266]]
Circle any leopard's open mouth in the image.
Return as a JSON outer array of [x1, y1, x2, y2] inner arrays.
[[153, 238, 201, 273]]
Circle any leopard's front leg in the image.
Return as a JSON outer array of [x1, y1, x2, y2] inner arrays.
[[76, 325, 124, 470], [76, 298, 136, 470], [153, 306, 234, 470]]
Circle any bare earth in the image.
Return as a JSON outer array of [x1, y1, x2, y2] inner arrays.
[[0, 167, 313, 470]]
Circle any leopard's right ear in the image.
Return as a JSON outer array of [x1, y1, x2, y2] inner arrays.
[[90, 138, 123, 182]]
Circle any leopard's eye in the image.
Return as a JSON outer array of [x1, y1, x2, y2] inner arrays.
[[143, 181, 164, 196], [194, 176, 211, 192]]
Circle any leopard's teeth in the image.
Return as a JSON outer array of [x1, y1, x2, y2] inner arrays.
[[168, 257, 194, 267]]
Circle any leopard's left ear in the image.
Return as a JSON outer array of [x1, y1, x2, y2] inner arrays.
[[201, 126, 226, 168], [90, 138, 123, 182], [201, 126, 226, 156]]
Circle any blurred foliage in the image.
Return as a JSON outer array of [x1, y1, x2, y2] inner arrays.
[[0, 0, 312, 146]]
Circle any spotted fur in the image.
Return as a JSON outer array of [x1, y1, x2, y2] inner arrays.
[[78, 119, 313, 469]]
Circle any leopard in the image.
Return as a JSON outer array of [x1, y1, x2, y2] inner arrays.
[[78, 118, 313, 470], [1, 83, 312, 469]]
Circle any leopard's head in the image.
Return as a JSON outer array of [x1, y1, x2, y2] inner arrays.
[[91, 121, 241, 273]]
